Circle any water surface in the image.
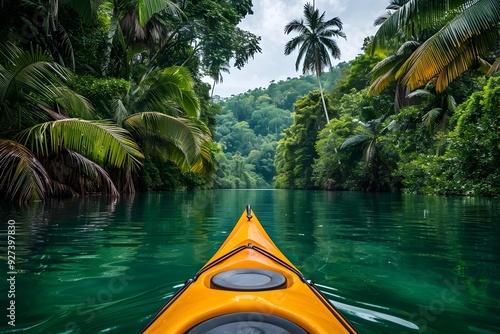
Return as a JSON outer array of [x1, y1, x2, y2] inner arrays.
[[0, 190, 499, 333]]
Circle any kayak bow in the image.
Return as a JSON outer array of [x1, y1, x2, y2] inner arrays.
[[141, 205, 358, 333]]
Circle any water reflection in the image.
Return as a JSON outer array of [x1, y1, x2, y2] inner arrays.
[[0, 190, 499, 333]]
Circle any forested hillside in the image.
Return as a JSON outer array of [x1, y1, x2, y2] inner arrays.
[[213, 69, 342, 188]]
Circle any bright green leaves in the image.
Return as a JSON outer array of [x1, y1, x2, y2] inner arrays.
[[17, 119, 143, 171]]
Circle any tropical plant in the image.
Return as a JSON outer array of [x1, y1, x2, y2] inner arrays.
[[274, 91, 326, 189], [406, 83, 457, 135], [395, 76, 500, 196], [368, 40, 421, 112], [99, 0, 183, 77], [371, 0, 500, 93], [0, 43, 143, 203], [284, 2, 346, 123], [341, 116, 398, 191], [438, 75, 500, 196], [313, 115, 360, 189], [111, 66, 214, 175]]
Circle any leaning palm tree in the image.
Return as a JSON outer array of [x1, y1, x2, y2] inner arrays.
[[284, 2, 346, 123], [371, 0, 500, 93]]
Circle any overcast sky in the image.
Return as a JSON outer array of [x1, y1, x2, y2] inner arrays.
[[206, 0, 390, 97]]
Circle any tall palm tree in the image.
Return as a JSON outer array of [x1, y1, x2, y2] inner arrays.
[[0, 43, 143, 203], [371, 0, 500, 93], [284, 2, 346, 123]]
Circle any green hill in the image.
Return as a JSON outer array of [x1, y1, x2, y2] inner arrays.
[[213, 68, 342, 188]]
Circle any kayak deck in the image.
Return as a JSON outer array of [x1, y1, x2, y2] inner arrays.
[[141, 205, 358, 333]]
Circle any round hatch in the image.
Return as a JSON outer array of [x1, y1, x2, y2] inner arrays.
[[211, 268, 286, 291], [186, 312, 307, 334]]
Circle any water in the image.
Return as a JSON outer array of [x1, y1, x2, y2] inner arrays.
[[0, 190, 499, 333]]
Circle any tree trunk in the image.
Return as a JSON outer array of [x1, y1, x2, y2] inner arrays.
[[316, 74, 330, 124]]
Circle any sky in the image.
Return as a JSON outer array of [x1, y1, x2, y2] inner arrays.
[[206, 0, 390, 97]]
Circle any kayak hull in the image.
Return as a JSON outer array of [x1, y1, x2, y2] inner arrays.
[[141, 206, 358, 333]]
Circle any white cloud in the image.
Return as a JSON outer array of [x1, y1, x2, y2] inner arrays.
[[207, 0, 388, 97]]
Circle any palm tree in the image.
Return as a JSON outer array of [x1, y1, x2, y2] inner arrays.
[[0, 43, 143, 203], [111, 66, 214, 176], [100, 0, 183, 77], [371, 0, 500, 93], [406, 83, 457, 135], [341, 117, 398, 191], [284, 2, 346, 123], [369, 40, 421, 112]]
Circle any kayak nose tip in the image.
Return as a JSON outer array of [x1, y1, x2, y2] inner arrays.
[[246, 204, 252, 219]]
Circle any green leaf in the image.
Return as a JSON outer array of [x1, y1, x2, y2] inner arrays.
[[0, 139, 50, 203], [17, 119, 143, 171]]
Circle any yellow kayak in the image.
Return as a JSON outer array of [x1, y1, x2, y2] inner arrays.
[[141, 205, 358, 333]]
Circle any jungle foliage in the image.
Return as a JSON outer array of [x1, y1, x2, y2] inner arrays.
[[272, 0, 500, 196], [2, 0, 499, 201], [0, 0, 261, 202]]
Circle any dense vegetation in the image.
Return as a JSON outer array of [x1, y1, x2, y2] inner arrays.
[[1, 0, 499, 202], [0, 0, 261, 202], [273, 0, 500, 196], [213, 70, 341, 188], [218, 0, 500, 197]]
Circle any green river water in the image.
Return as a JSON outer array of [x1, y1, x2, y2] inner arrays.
[[0, 190, 499, 333]]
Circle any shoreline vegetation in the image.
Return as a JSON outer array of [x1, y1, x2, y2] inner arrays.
[[1, 0, 499, 204]]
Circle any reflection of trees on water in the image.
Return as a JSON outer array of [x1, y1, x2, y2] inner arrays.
[[277, 192, 500, 330]]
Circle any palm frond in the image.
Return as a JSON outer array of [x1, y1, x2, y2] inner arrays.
[[123, 112, 209, 171], [137, 0, 183, 27], [486, 57, 500, 77], [284, 19, 307, 35], [189, 140, 215, 175], [62, 149, 119, 196], [0, 43, 68, 104], [341, 134, 372, 150], [49, 179, 79, 198], [396, 0, 500, 91], [103, 13, 120, 75], [17, 119, 143, 171], [422, 107, 443, 133], [371, 0, 465, 51], [446, 94, 457, 112], [0, 139, 50, 203], [369, 62, 401, 95], [56, 87, 95, 119], [50, 25, 76, 71], [112, 99, 130, 126], [374, 10, 394, 27], [323, 17, 344, 32], [135, 66, 200, 118], [406, 88, 434, 99]]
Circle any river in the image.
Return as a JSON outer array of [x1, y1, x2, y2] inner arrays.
[[0, 190, 499, 333]]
